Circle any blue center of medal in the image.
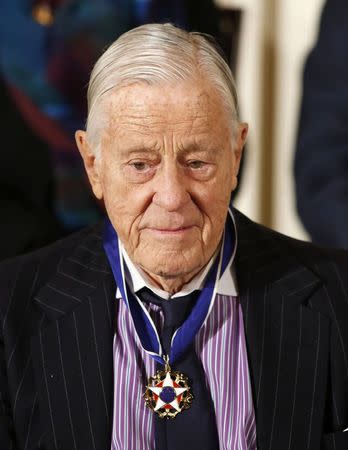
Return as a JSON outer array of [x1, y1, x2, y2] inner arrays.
[[160, 386, 176, 403]]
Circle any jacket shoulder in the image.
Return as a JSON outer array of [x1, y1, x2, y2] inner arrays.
[[235, 207, 348, 263], [0, 223, 104, 315], [234, 208, 348, 303]]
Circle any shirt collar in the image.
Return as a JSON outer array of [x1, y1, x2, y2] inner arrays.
[[115, 248, 238, 299], [115, 211, 238, 299]]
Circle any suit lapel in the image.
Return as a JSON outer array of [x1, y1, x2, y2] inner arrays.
[[31, 227, 116, 450], [235, 210, 330, 450]]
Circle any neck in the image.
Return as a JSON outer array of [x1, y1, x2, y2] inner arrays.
[[140, 267, 203, 295]]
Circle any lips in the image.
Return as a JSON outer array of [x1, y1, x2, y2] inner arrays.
[[149, 226, 192, 231], [144, 226, 195, 235], [139, 210, 200, 233], [147, 226, 193, 231]]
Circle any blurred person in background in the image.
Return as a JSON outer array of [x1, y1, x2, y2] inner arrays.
[[295, 0, 348, 248], [0, 0, 219, 260]]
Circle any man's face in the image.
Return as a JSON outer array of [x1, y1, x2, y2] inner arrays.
[[77, 79, 247, 289]]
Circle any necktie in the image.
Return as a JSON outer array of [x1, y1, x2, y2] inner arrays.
[[138, 287, 220, 450]]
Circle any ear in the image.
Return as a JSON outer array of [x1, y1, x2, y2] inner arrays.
[[231, 122, 248, 191], [75, 130, 103, 200]]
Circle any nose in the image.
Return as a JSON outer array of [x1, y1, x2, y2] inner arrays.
[[152, 164, 190, 211]]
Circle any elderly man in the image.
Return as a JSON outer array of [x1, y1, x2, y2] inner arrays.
[[0, 23, 348, 450]]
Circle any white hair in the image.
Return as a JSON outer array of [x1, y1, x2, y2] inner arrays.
[[86, 23, 240, 151]]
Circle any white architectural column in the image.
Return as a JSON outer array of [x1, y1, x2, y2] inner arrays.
[[215, 0, 325, 240], [217, 0, 265, 223], [272, 0, 324, 239]]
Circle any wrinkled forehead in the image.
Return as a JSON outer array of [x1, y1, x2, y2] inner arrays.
[[100, 80, 230, 139]]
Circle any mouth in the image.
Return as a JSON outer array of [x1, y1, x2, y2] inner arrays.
[[145, 226, 195, 236]]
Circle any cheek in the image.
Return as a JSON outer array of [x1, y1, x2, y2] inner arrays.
[[199, 173, 234, 212], [197, 175, 233, 241], [100, 163, 130, 208], [101, 172, 153, 242]]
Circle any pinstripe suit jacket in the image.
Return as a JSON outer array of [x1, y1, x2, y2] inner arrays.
[[1, 209, 348, 450]]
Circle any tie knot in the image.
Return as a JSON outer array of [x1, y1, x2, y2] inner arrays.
[[137, 287, 200, 328]]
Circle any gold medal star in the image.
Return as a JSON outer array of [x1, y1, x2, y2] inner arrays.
[[149, 371, 188, 412], [144, 361, 193, 419]]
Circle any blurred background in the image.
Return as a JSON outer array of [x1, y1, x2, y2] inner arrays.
[[228, 0, 324, 241], [2, 0, 342, 260]]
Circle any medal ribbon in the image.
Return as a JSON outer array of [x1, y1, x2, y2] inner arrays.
[[103, 208, 237, 366]]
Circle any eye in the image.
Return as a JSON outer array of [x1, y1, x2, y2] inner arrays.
[[124, 159, 157, 182], [131, 161, 150, 171], [187, 160, 206, 169]]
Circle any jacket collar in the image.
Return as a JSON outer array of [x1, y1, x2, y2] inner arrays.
[[31, 224, 116, 449], [233, 209, 327, 449]]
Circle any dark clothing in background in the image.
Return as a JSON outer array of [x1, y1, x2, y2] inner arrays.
[[0, 78, 62, 259], [295, 0, 348, 248]]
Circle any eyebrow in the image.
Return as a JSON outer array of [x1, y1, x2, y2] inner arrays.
[[119, 144, 159, 156], [177, 143, 223, 155], [118, 142, 223, 157]]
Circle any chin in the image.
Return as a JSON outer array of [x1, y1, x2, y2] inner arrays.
[[142, 254, 204, 280]]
